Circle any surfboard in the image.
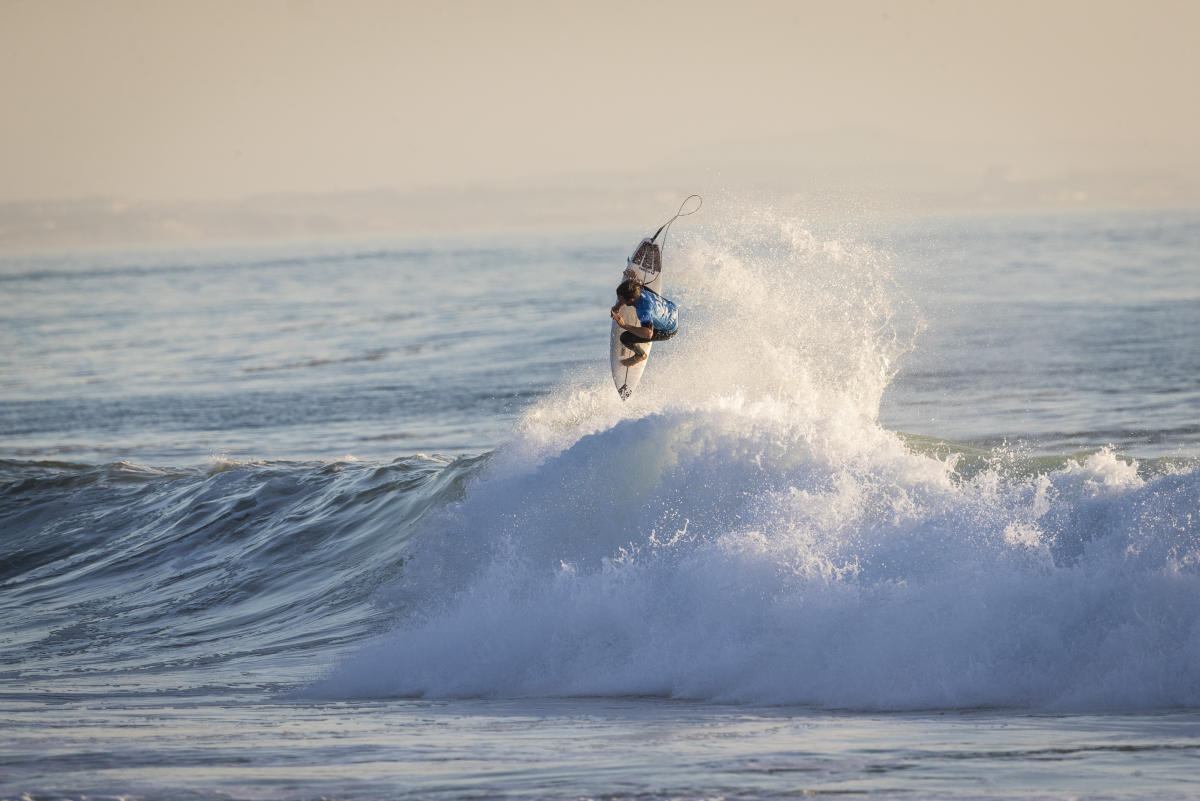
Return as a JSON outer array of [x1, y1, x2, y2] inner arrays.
[[610, 237, 663, 401]]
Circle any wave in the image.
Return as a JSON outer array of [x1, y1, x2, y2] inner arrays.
[[311, 405, 1200, 710], [310, 207, 1200, 711], [0, 454, 485, 691]]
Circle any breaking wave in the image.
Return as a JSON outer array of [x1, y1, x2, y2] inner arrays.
[[311, 209, 1200, 710]]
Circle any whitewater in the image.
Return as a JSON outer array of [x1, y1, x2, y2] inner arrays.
[[2, 203, 1199, 798]]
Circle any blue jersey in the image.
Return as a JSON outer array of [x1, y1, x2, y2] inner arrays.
[[633, 288, 678, 334]]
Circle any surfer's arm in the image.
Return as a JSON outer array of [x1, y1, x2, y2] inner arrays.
[[629, 323, 653, 338], [611, 312, 653, 339]]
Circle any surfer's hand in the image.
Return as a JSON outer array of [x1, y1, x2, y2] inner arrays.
[[610, 309, 623, 325]]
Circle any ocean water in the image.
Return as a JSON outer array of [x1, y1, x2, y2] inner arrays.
[[1, 203, 1199, 799]]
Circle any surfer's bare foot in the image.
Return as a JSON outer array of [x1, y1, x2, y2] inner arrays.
[[621, 354, 647, 367]]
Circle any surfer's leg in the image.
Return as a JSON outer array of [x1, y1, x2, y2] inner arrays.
[[619, 331, 649, 366], [620, 331, 649, 358]]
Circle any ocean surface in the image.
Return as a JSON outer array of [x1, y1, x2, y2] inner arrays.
[[2, 203, 1199, 799]]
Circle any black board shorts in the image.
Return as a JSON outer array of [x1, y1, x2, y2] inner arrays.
[[620, 327, 676, 357]]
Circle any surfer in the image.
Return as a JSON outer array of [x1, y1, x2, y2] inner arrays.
[[610, 275, 678, 367]]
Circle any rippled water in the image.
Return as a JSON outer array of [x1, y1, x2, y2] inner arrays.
[[7, 699, 1200, 800]]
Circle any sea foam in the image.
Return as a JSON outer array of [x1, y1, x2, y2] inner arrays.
[[313, 206, 1200, 710]]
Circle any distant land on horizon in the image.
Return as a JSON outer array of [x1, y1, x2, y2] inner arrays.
[[3, 162, 1198, 252]]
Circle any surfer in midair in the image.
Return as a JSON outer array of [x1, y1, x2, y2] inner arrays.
[[610, 272, 679, 367]]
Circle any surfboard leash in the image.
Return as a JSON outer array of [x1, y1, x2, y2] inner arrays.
[[632, 194, 703, 288], [650, 194, 703, 247]]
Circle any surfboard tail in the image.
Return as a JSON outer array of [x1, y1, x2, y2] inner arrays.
[[628, 239, 662, 278]]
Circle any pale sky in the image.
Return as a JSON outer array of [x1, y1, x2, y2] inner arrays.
[[2, 0, 1198, 203]]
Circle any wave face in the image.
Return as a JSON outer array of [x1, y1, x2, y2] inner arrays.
[[0, 455, 483, 693], [307, 209, 1200, 711]]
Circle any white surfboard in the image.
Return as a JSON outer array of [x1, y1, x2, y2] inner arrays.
[[610, 237, 663, 401]]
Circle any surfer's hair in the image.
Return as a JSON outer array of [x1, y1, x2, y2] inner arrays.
[[616, 279, 641, 300]]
